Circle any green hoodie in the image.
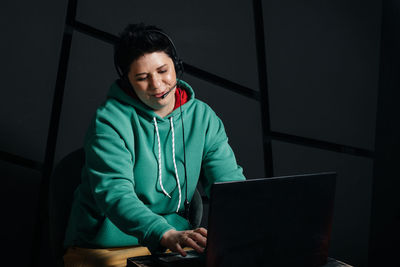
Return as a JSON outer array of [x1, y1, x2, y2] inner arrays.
[[64, 80, 245, 252]]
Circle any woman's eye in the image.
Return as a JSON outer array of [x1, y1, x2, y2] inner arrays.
[[136, 77, 147, 81], [159, 69, 167, 74]]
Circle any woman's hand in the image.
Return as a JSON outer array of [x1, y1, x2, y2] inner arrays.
[[160, 227, 208, 256]]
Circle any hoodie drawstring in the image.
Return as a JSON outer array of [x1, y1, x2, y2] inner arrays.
[[170, 117, 182, 213], [154, 117, 171, 199], [153, 117, 182, 213]]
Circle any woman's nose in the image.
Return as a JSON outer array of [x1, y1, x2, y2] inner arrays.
[[149, 74, 161, 89]]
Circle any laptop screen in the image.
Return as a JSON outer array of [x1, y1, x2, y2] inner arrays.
[[206, 172, 336, 267]]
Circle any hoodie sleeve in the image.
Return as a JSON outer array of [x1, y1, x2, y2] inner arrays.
[[85, 130, 173, 252], [200, 111, 246, 197]]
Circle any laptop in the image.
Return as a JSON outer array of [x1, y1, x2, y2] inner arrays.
[[128, 172, 337, 267]]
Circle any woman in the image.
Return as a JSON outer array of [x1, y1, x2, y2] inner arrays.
[[63, 23, 245, 267]]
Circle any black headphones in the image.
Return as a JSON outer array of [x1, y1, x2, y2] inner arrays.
[[113, 29, 184, 81]]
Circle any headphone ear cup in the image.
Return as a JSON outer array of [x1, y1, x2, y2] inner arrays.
[[175, 58, 184, 78]]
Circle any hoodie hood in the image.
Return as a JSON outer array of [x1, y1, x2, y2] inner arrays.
[[107, 79, 195, 121]]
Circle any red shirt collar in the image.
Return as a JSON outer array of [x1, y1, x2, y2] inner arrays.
[[173, 87, 188, 110]]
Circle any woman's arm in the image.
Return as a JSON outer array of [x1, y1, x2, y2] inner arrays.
[[85, 132, 174, 252], [200, 113, 246, 196]]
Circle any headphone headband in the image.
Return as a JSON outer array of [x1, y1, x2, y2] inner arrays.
[[114, 29, 184, 79]]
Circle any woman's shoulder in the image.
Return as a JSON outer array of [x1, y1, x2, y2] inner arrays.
[[186, 99, 225, 133], [96, 97, 134, 120], [87, 98, 136, 136], [190, 98, 218, 117]]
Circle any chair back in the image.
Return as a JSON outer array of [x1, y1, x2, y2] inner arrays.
[[189, 187, 203, 228], [49, 148, 84, 265]]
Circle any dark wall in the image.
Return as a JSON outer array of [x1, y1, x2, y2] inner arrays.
[[369, 0, 400, 265], [1, 1, 67, 266], [263, 1, 381, 265], [1, 0, 397, 267]]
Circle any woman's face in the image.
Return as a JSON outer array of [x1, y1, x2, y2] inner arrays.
[[127, 51, 177, 117]]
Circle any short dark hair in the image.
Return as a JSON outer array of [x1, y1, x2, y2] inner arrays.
[[114, 23, 175, 76]]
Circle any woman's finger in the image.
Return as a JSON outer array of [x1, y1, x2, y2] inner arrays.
[[194, 227, 208, 237], [188, 231, 207, 247], [182, 235, 205, 253], [174, 242, 187, 257]]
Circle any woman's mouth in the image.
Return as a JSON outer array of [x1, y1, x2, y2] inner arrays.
[[153, 91, 166, 98], [153, 89, 170, 98]]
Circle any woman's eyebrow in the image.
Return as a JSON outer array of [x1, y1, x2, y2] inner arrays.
[[157, 64, 167, 70]]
